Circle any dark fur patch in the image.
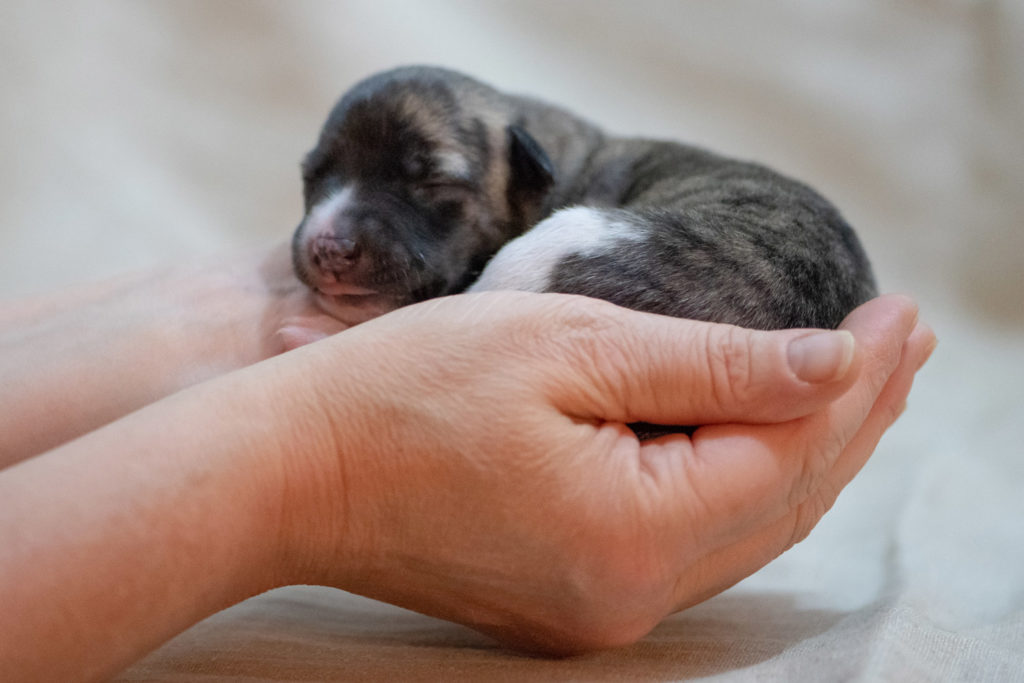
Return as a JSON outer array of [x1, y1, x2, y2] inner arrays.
[[294, 66, 876, 333]]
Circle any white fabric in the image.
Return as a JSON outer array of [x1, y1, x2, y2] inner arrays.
[[2, 2, 1022, 680]]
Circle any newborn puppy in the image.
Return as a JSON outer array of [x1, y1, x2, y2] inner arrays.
[[292, 65, 877, 333]]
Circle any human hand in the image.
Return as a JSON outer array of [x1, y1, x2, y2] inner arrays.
[[0, 241, 349, 465], [174, 240, 349, 361], [274, 291, 934, 654], [246, 242, 350, 354]]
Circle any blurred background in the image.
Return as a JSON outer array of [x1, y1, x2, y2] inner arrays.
[[2, 1, 1022, 678], [3, 1, 1022, 328]]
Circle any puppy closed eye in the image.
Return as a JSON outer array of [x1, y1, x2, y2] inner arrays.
[[413, 180, 475, 222], [416, 178, 476, 203]]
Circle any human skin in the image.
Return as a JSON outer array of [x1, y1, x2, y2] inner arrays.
[[0, 244, 345, 466], [0, 245, 934, 680]]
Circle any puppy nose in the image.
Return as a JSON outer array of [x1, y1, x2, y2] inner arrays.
[[310, 235, 362, 275]]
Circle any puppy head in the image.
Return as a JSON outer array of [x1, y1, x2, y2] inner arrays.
[[291, 66, 554, 325]]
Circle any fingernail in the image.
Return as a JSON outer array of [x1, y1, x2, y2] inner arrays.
[[788, 330, 856, 383]]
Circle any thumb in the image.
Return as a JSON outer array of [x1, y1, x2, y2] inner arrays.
[[546, 303, 863, 428]]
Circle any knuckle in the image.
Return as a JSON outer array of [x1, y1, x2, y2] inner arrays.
[[703, 325, 757, 410], [512, 296, 621, 356], [540, 298, 641, 386]]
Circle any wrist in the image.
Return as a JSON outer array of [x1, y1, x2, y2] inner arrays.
[[98, 243, 318, 391], [248, 330, 411, 593], [0, 357, 335, 680]]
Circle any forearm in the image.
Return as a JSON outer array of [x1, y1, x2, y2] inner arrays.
[[0, 354, 325, 682], [0, 245, 316, 467]]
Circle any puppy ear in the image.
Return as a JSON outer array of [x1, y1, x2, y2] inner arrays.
[[506, 125, 555, 225]]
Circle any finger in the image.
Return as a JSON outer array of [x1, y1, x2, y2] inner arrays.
[[784, 321, 937, 544], [665, 295, 920, 545], [277, 315, 350, 352], [666, 322, 937, 613], [544, 298, 874, 428]]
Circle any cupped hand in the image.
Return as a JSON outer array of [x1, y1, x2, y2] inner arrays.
[[280, 292, 934, 654]]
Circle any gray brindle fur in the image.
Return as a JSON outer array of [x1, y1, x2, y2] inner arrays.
[[292, 65, 877, 332]]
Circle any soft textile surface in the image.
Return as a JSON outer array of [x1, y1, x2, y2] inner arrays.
[[3, 2, 1022, 680]]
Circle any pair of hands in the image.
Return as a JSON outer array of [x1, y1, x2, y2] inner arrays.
[[0, 244, 933, 683], [0, 244, 934, 676], [266, 284, 932, 653]]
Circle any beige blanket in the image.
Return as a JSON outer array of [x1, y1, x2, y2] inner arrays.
[[2, 2, 1021, 680]]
